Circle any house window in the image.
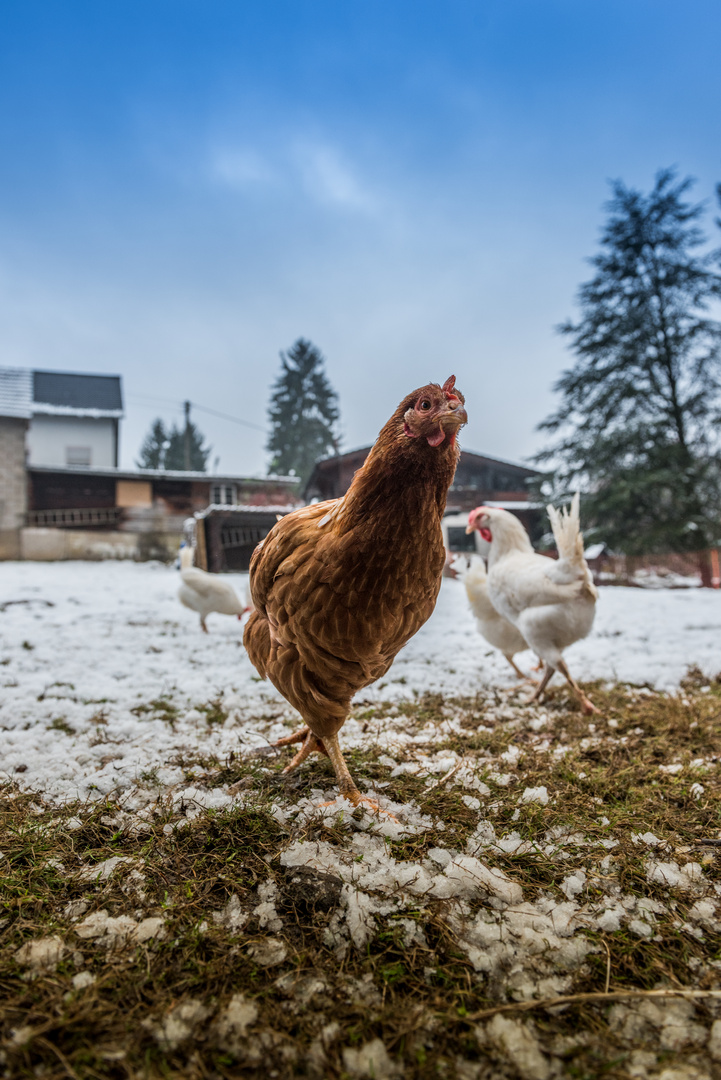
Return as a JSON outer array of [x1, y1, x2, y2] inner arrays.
[[211, 484, 236, 505], [66, 446, 92, 467]]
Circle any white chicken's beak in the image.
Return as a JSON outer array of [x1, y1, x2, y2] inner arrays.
[[465, 523, 475, 534]]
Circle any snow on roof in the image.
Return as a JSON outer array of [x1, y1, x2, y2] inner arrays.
[[28, 464, 299, 484], [195, 504, 297, 518], [483, 500, 540, 510], [0, 367, 33, 419]]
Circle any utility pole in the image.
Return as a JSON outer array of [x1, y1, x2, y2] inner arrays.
[[183, 400, 191, 471]]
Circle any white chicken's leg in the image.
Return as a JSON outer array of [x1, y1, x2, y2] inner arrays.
[[200, 615, 209, 633], [557, 658, 600, 715], [505, 654, 527, 680], [504, 654, 537, 685], [527, 663, 555, 703]]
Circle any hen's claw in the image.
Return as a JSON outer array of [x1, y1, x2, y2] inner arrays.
[[274, 728, 329, 773], [319, 794, 399, 822]]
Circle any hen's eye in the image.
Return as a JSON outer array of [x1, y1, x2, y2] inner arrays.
[[420, 399, 431, 411]]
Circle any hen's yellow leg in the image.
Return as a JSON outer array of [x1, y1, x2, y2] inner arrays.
[[274, 728, 396, 819], [322, 733, 398, 820]]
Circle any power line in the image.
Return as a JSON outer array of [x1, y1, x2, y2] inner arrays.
[[191, 402, 267, 434], [127, 394, 266, 433]]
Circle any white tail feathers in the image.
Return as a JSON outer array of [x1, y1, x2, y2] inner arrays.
[[450, 552, 485, 582], [462, 553, 487, 584], [547, 492, 585, 568]]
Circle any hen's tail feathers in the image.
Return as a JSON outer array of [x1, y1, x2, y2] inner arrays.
[[547, 492, 585, 570]]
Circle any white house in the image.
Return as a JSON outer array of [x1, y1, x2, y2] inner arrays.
[[0, 367, 123, 556], [26, 369, 123, 468]]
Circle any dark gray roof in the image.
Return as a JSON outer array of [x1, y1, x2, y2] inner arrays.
[[33, 370, 123, 413]]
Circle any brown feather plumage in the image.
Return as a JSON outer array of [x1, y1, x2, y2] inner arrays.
[[243, 378, 467, 801]]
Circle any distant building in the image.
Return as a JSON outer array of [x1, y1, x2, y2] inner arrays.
[[1, 367, 123, 468], [304, 446, 542, 552], [0, 366, 300, 562]]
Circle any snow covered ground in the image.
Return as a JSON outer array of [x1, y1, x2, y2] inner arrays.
[[0, 560, 719, 802], [4, 560, 721, 1077]]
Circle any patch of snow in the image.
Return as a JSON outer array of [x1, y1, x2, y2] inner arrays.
[[144, 999, 211, 1050], [211, 893, 248, 933], [342, 1038, 399, 1078], [647, 861, 705, 893], [246, 937, 287, 967], [519, 786, 549, 806], [77, 855, 136, 883], [14, 935, 65, 974], [212, 993, 258, 1053], [71, 970, 96, 989], [484, 1015, 550, 1080]]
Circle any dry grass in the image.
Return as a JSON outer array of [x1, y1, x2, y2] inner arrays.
[[2, 676, 721, 1078]]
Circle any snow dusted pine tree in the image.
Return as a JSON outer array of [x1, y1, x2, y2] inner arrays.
[[136, 416, 211, 471], [267, 339, 340, 484], [136, 419, 169, 469], [537, 169, 721, 557]]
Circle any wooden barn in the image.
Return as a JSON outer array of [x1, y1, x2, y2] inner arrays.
[[304, 446, 543, 551]]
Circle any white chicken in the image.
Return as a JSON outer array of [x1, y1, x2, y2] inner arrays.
[[454, 554, 532, 679], [178, 544, 248, 632], [466, 494, 599, 714]]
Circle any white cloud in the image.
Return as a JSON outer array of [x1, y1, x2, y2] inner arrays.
[[293, 140, 378, 213], [206, 135, 379, 214]]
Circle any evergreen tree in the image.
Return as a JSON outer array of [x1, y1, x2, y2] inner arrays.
[[536, 169, 721, 555], [136, 415, 211, 471], [267, 338, 340, 484], [136, 418, 169, 469], [164, 420, 211, 471]]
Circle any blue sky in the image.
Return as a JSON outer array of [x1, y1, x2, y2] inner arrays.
[[0, 1, 719, 473]]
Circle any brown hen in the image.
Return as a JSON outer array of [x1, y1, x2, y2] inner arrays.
[[244, 376, 467, 810]]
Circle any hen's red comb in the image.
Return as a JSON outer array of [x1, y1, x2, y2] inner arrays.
[[442, 375, 459, 401]]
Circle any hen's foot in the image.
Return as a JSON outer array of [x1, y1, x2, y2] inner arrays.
[[555, 659, 600, 715], [319, 790, 399, 822], [273, 727, 329, 773]]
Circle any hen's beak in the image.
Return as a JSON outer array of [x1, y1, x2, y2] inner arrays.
[[442, 401, 468, 426], [438, 400, 468, 435], [465, 522, 475, 534]]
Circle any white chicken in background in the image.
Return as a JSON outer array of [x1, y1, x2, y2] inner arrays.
[[178, 544, 248, 632], [467, 494, 599, 714], [453, 554, 532, 679]]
